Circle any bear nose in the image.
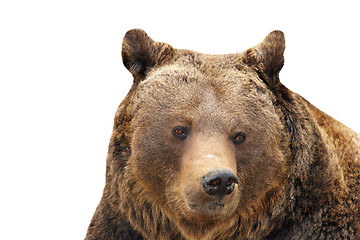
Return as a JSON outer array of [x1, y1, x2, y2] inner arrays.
[[201, 169, 238, 197]]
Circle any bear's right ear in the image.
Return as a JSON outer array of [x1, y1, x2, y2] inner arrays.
[[122, 29, 175, 82]]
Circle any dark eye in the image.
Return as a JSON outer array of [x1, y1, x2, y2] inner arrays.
[[173, 126, 190, 139], [232, 132, 246, 144]]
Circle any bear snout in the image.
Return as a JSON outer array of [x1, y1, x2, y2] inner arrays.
[[201, 168, 238, 197]]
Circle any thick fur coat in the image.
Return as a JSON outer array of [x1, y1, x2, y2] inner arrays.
[[85, 29, 360, 240]]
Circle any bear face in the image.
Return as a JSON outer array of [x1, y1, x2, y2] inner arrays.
[[127, 53, 289, 227]]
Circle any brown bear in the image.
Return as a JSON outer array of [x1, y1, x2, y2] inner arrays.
[[85, 29, 360, 240]]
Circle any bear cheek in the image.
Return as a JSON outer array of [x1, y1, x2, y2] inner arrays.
[[236, 143, 288, 212], [129, 130, 173, 202]]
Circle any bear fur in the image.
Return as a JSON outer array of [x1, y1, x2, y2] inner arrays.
[[85, 29, 360, 240]]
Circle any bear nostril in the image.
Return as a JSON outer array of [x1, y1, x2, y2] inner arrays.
[[202, 169, 238, 197], [209, 178, 222, 187]]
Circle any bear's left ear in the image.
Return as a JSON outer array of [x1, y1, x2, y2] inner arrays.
[[122, 29, 175, 82], [243, 30, 285, 89]]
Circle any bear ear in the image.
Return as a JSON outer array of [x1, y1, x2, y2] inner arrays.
[[122, 29, 175, 82], [243, 30, 285, 89]]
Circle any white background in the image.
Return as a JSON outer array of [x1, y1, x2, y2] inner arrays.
[[0, 1, 359, 239]]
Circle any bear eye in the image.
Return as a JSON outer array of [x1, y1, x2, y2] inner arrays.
[[173, 126, 190, 139], [232, 132, 246, 144]]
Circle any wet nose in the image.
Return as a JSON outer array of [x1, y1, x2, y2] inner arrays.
[[201, 169, 238, 197]]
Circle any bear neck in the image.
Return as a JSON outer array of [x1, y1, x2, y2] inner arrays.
[[267, 88, 359, 238]]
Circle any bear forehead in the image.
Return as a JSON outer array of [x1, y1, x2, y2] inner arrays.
[[140, 53, 269, 99], [131, 53, 277, 127]]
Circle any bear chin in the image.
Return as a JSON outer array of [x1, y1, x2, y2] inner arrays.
[[180, 193, 240, 224]]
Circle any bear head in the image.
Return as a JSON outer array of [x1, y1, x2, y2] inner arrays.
[[113, 29, 292, 239]]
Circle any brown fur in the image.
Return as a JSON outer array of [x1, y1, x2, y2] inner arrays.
[[85, 29, 360, 239]]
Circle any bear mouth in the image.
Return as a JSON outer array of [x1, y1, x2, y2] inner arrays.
[[189, 199, 225, 211], [180, 198, 234, 224]]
